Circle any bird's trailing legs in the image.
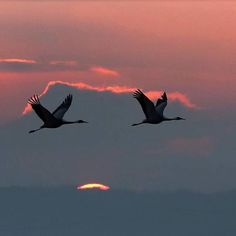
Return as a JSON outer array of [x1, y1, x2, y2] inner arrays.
[[131, 121, 145, 126], [29, 127, 43, 134]]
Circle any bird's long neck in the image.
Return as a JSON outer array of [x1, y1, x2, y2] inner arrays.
[[62, 120, 88, 124], [62, 120, 77, 124], [163, 117, 180, 121]]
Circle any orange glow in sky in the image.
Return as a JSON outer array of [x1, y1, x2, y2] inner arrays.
[[77, 183, 110, 191], [0, 1, 236, 123]]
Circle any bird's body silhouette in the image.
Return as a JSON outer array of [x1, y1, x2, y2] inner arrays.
[[28, 94, 87, 133], [132, 89, 185, 126]]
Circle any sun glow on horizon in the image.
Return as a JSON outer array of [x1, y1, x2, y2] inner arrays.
[[77, 183, 110, 191]]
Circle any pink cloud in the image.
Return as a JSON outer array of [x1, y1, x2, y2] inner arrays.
[[0, 58, 36, 64], [22, 81, 197, 115], [49, 60, 78, 66], [91, 66, 119, 77], [168, 137, 214, 156], [22, 81, 135, 115], [146, 91, 198, 109]]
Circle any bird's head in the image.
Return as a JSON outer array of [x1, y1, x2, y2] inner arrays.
[[176, 117, 185, 120], [77, 120, 88, 123]]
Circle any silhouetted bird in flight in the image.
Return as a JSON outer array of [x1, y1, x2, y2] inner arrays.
[[28, 94, 88, 133], [132, 89, 185, 126]]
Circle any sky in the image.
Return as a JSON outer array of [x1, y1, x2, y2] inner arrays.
[[0, 1, 235, 192]]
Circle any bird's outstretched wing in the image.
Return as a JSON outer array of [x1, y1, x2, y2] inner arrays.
[[155, 92, 167, 116], [28, 95, 56, 123], [133, 89, 156, 119], [52, 94, 73, 119]]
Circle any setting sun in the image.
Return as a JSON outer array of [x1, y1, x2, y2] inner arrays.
[[77, 183, 110, 191]]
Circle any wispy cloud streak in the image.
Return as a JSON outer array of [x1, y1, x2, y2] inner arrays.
[[49, 60, 78, 66], [146, 91, 198, 109], [91, 66, 119, 77], [0, 58, 36, 64], [22, 81, 197, 115]]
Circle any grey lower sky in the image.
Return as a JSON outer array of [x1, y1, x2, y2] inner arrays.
[[0, 84, 235, 193]]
